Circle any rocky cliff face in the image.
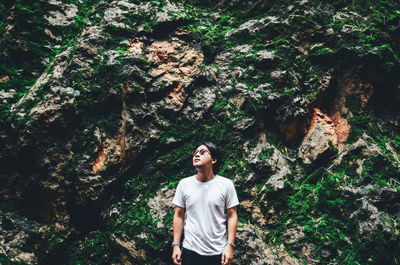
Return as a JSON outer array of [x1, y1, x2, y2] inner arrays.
[[1, 0, 400, 264]]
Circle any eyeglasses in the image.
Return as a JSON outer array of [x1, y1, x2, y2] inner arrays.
[[192, 148, 211, 156]]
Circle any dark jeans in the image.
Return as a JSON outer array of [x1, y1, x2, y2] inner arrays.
[[182, 248, 222, 265]]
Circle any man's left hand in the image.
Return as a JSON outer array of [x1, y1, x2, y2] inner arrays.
[[221, 244, 233, 265]]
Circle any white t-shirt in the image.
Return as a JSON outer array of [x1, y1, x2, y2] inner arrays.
[[172, 175, 239, 255]]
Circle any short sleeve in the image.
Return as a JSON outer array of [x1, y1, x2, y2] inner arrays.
[[172, 181, 185, 208], [225, 180, 239, 209]]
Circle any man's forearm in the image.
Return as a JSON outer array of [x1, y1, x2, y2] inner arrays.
[[173, 217, 183, 242], [173, 207, 185, 243], [172, 207, 185, 265], [227, 207, 238, 244], [222, 207, 238, 265]]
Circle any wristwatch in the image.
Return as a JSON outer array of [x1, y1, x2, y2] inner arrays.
[[228, 242, 235, 248], [172, 242, 181, 247]]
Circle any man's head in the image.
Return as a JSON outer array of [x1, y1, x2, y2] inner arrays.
[[192, 141, 221, 174]]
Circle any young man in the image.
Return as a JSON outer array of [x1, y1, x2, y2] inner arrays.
[[172, 141, 239, 265]]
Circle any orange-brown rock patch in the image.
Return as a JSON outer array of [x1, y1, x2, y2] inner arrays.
[[311, 108, 338, 146], [329, 103, 351, 145], [93, 147, 106, 173], [298, 108, 338, 164], [166, 83, 186, 108], [146, 38, 204, 84], [0, 75, 10, 83], [126, 37, 143, 54]]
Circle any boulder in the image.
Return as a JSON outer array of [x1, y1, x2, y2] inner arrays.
[[298, 108, 337, 164]]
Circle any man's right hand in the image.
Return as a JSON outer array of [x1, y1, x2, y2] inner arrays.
[[172, 246, 182, 265]]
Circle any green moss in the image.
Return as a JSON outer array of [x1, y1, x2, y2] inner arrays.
[[259, 148, 274, 161], [1, 0, 103, 123], [271, 171, 381, 263], [310, 47, 334, 56], [361, 156, 400, 185], [328, 0, 400, 69], [67, 231, 115, 265], [213, 98, 229, 112], [22, 227, 68, 260], [0, 255, 24, 265]]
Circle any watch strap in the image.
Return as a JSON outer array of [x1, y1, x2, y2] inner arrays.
[[172, 242, 181, 247]]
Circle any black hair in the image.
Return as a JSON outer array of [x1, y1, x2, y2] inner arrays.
[[196, 141, 222, 174]]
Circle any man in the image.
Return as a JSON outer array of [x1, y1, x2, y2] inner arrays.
[[172, 141, 239, 265]]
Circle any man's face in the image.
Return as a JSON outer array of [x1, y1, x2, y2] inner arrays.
[[192, 145, 216, 168]]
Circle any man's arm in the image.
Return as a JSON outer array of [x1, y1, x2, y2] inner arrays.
[[172, 206, 185, 265], [222, 206, 238, 265]]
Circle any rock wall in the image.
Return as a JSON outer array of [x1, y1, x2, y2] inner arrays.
[[1, 0, 400, 264]]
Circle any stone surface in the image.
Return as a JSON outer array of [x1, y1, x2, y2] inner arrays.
[[328, 103, 351, 147], [235, 223, 301, 265], [147, 186, 175, 229], [0, 212, 39, 264], [1, 0, 400, 264], [111, 233, 147, 262], [352, 185, 400, 237], [244, 140, 292, 189], [214, 45, 253, 87], [154, 1, 185, 22], [182, 86, 216, 121], [126, 37, 144, 55], [146, 38, 204, 86], [333, 133, 382, 167], [256, 50, 275, 61], [101, 1, 141, 30], [45, 0, 78, 26], [240, 200, 267, 226], [225, 16, 282, 38]]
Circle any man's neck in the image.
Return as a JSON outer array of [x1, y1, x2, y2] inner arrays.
[[196, 167, 215, 182]]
